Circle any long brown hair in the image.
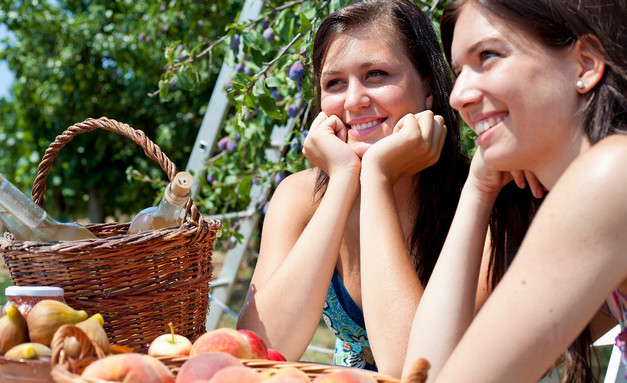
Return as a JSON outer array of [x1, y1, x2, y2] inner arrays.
[[311, 0, 469, 286], [441, 0, 627, 381]]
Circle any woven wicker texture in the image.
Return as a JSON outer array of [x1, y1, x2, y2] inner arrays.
[[153, 355, 401, 382], [46, 324, 405, 383], [0, 117, 221, 352]]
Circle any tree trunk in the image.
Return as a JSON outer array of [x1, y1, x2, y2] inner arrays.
[[88, 186, 104, 223]]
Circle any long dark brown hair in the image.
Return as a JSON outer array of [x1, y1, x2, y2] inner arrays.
[[311, 0, 469, 286], [441, 0, 627, 381]]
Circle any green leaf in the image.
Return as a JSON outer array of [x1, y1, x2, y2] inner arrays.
[[158, 77, 170, 100], [176, 71, 195, 91], [258, 94, 282, 120], [264, 76, 282, 88]]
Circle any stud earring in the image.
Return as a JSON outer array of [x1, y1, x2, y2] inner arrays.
[[576, 80, 585, 90]]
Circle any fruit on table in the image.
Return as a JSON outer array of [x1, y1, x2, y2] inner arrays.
[[81, 353, 164, 383], [267, 348, 287, 361], [175, 352, 242, 383], [190, 328, 252, 359], [237, 329, 268, 359], [0, 302, 28, 354], [142, 354, 176, 383], [4, 342, 52, 360], [208, 365, 263, 383], [262, 367, 309, 382], [148, 322, 192, 357], [312, 369, 378, 382], [75, 313, 110, 353], [263, 375, 309, 383], [27, 299, 87, 346]]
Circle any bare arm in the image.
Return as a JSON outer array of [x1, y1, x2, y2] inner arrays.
[[432, 136, 627, 382], [360, 112, 448, 377], [237, 112, 361, 360], [401, 144, 527, 381]]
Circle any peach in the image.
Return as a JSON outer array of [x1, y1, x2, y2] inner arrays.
[[81, 353, 162, 383], [142, 354, 176, 383], [176, 352, 242, 383], [190, 328, 252, 358], [313, 369, 377, 383], [312, 369, 377, 382], [263, 376, 309, 383], [237, 329, 268, 359], [263, 367, 309, 382], [208, 365, 263, 383]]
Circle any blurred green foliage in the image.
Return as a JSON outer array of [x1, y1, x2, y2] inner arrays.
[[0, 0, 244, 222], [0, 0, 469, 250], [155, 0, 469, 248]]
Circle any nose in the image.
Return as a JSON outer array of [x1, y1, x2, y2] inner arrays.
[[344, 78, 370, 112], [449, 69, 482, 112]]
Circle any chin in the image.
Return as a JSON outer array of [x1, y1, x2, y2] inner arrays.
[[481, 147, 523, 172]]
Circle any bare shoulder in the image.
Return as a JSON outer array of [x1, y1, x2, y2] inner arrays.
[[269, 168, 319, 208], [557, 134, 627, 194], [264, 168, 320, 224]]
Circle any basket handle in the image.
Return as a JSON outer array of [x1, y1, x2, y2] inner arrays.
[[31, 117, 204, 225], [50, 324, 107, 374]]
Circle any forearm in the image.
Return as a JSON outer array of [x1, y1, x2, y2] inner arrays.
[[237, 172, 360, 359], [403, 180, 497, 382], [360, 171, 423, 377]]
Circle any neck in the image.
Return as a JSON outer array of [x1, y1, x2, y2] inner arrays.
[[533, 133, 592, 191]]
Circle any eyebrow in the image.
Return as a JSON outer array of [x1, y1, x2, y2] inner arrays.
[[321, 59, 390, 77]]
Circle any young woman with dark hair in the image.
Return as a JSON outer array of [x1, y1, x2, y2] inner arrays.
[[399, 0, 627, 382], [237, 0, 470, 375]]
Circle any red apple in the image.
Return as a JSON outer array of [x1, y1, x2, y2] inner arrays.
[[236, 329, 268, 359], [148, 322, 192, 357], [267, 348, 287, 361], [190, 328, 251, 359]]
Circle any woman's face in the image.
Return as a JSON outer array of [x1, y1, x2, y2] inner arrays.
[[449, 2, 585, 176], [320, 25, 432, 158]]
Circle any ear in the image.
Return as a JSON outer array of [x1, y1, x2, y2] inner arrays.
[[574, 35, 606, 93]]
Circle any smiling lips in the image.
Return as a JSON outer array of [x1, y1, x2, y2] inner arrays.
[[474, 115, 504, 135], [348, 118, 385, 131]]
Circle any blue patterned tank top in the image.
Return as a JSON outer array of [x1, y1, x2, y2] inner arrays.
[[611, 288, 627, 378], [321, 270, 377, 371]]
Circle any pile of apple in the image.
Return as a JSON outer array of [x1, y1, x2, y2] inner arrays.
[[89, 325, 379, 382]]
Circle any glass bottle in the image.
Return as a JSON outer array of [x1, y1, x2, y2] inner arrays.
[[127, 171, 194, 234], [0, 173, 97, 241]]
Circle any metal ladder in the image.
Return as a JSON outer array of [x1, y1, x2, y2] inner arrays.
[[184, 0, 292, 331]]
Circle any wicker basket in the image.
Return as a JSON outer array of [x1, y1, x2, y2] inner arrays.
[[0, 117, 221, 352], [48, 325, 402, 383]]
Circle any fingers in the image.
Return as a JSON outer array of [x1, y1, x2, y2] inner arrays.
[[524, 170, 546, 198], [310, 111, 329, 131], [510, 170, 527, 189], [510, 170, 546, 198]]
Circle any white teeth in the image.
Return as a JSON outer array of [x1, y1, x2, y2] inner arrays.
[[351, 120, 378, 131], [474, 116, 503, 134]]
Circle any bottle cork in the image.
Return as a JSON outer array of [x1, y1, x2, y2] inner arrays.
[[165, 172, 194, 204], [171, 172, 193, 197]]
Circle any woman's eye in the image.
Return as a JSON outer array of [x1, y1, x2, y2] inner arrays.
[[324, 78, 342, 90], [479, 50, 498, 61], [367, 70, 387, 79]]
